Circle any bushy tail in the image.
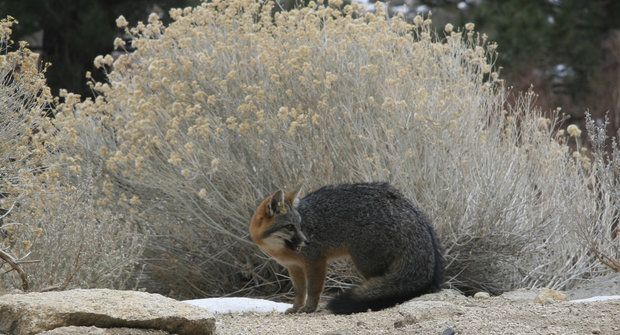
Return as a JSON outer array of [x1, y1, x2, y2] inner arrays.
[[328, 226, 445, 315], [327, 284, 423, 315]]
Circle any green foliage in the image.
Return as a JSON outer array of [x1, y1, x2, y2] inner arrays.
[[451, 0, 620, 98], [471, 1, 551, 68]]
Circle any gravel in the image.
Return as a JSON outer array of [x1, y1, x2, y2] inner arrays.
[[214, 287, 620, 335]]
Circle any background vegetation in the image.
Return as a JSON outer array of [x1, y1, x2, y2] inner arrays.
[[1, 0, 618, 300], [0, 16, 143, 292], [0, 0, 201, 96], [3, 0, 620, 133]]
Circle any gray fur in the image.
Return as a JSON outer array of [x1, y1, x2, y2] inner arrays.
[[291, 182, 444, 313]]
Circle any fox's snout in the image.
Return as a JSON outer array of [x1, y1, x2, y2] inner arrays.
[[299, 231, 309, 245], [286, 230, 309, 252]]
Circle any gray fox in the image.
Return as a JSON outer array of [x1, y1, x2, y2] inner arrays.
[[249, 182, 444, 314]]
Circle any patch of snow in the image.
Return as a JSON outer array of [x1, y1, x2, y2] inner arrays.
[[351, 0, 374, 12], [570, 295, 620, 303], [183, 297, 292, 314], [392, 5, 409, 14], [416, 5, 431, 14]]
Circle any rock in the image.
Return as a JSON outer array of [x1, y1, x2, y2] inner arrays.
[[410, 289, 467, 303], [395, 290, 466, 329], [567, 273, 620, 300], [393, 315, 416, 329], [502, 287, 567, 305], [442, 327, 456, 335], [500, 288, 540, 302], [533, 288, 567, 305], [473, 292, 490, 299], [0, 289, 215, 335], [38, 326, 170, 334], [398, 300, 463, 323]]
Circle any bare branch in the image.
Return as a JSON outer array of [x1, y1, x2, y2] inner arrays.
[[591, 247, 620, 272], [0, 248, 29, 291]]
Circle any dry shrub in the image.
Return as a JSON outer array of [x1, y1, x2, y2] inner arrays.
[[581, 115, 620, 274], [15, 162, 145, 291], [71, 0, 617, 298], [1, 16, 56, 291], [0, 16, 143, 292]]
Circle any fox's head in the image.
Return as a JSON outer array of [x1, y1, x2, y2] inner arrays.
[[250, 188, 308, 254]]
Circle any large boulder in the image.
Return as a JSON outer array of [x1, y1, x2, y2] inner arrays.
[[0, 289, 215, 335]]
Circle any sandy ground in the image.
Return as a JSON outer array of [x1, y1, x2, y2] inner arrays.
[[214, 281, 620, 335]]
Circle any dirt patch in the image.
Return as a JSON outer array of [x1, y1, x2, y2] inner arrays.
[[214, 289, 619, 335]]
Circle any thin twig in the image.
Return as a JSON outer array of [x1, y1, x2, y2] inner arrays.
[[60, 241, 85, 290], [40, 242, 86, 292], [0, 201, 15, 219], [0, 248, 29, 291], [591, 247, 620, 272]]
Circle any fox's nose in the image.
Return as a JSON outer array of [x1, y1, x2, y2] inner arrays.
[[299, 232, 309, 245]]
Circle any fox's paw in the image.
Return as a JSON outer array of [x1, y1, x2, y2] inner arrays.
[[285, 304, 319, 314], [298, 305, 318, 313], [285, 306, 300, 314]]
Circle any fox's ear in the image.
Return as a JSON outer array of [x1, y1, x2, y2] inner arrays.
[[267, 190, 285, 217], [285, 186, 302, 208]]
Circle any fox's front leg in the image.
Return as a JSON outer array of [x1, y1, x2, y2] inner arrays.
[[285, 265, 307, 314], [299, 258, 327, 313]]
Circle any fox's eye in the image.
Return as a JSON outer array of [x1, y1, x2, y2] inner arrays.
[[285, 224, 295, 230]]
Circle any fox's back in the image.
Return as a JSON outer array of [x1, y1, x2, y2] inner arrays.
[[297, 182, 434, 261]]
